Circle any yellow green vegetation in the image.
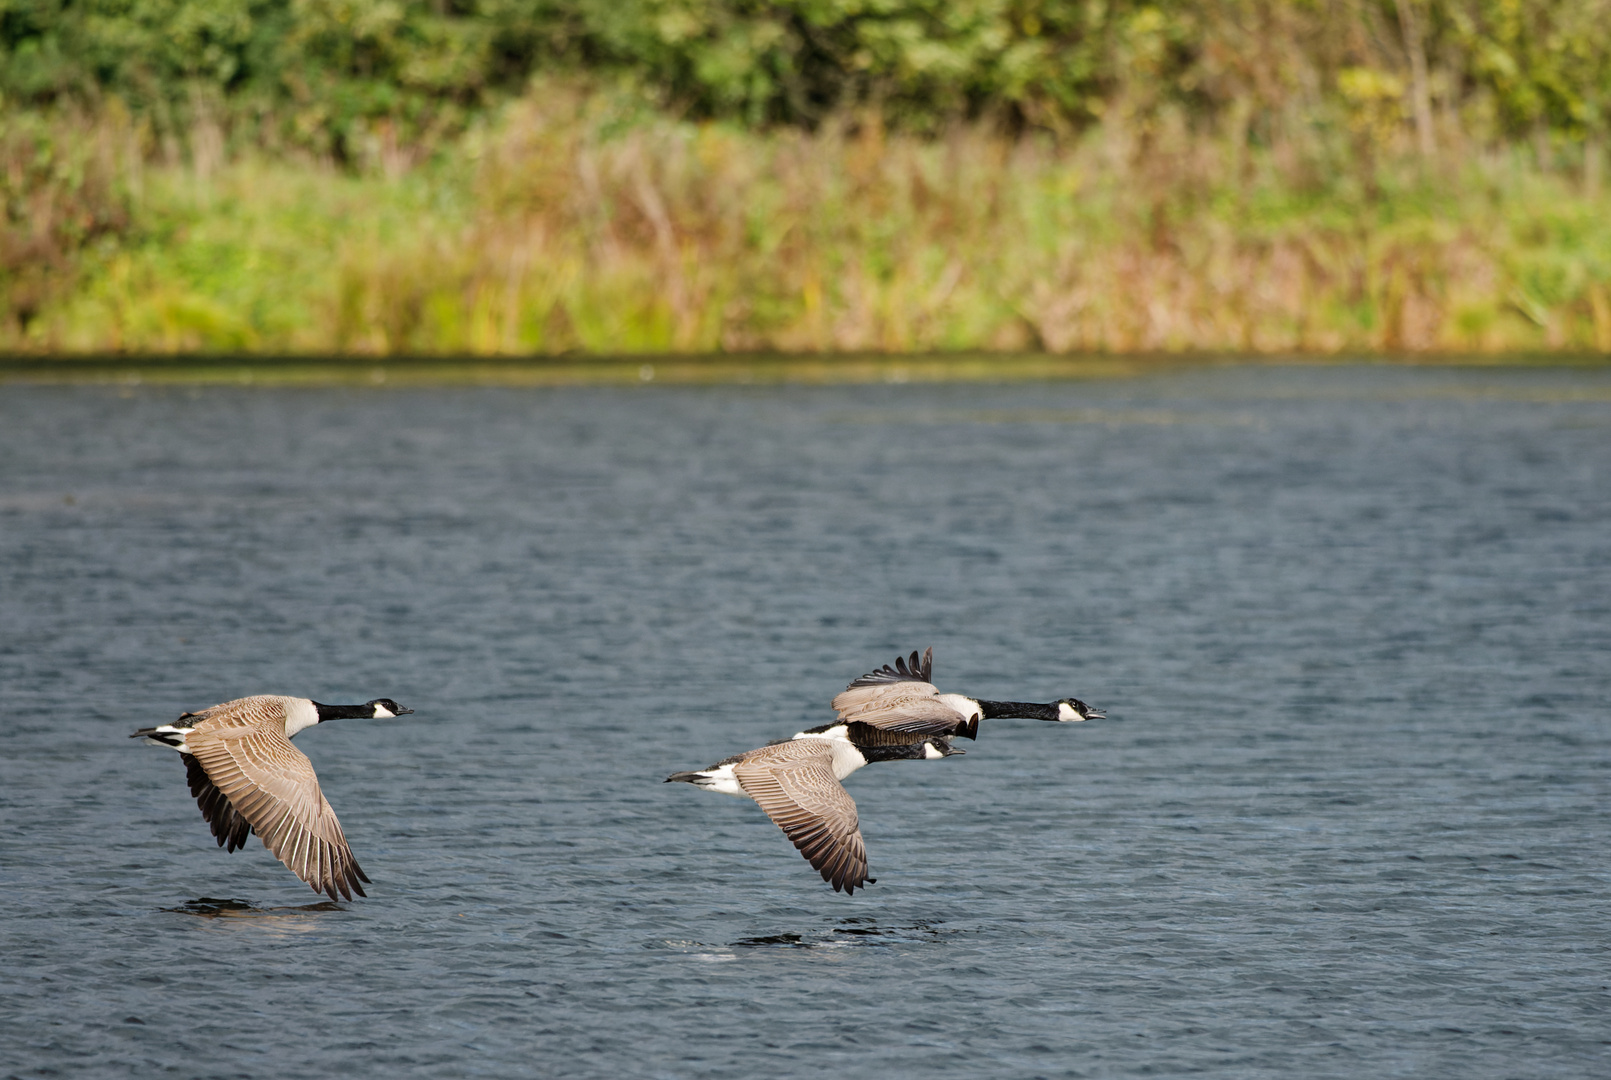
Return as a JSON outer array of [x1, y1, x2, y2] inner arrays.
[[8, 85, 1610, 356], [3, 1, 1611, 356]]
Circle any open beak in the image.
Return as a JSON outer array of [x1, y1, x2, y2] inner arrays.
[[1085, 709, 1105, 721]]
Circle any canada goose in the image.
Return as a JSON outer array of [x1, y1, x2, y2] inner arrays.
[[131, 695, 411, 901], [665, 733, 962, 893], [832, 648, 1104, 740]]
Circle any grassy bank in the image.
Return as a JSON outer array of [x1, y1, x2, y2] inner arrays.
[[7, 88, 1611, 357]]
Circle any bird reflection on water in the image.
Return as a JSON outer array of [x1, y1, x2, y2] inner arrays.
[[164, 896, 347, 919], [682, 919, 966, 951]]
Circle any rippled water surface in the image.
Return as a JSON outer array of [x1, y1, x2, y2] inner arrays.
[[2, 366, 1608, 1078]]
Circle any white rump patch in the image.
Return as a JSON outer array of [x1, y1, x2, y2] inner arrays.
[[144, 725, 191, 752], [695, 764, 746, 798]]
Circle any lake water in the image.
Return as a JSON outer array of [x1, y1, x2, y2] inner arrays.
[[1, 364, 1607, 1078]]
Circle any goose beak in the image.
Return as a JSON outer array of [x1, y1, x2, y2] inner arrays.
[[396, 707, 415, 715], [1085, 709, 1105, 721]]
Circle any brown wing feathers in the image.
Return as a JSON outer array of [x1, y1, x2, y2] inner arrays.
[[187, 726, 370, 902], [838, 704, 965, 737], [736, 758, 873, 895], [829, 647, 978, 737]]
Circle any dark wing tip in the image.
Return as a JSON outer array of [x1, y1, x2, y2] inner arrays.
[[845, 647, 936, 690], [813, 844, 872, 895], [834, 870, 875, 895]]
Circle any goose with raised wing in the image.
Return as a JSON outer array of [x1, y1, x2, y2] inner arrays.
[[665, 732, 962, 894], [132, 695, 411, 901], [832, 648, 1104, 741]]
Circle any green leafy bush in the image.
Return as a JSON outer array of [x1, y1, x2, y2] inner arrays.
[[3, 2, 1608, 153]]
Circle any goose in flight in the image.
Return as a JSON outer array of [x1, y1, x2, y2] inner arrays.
[[666, 732, 962, 893], [832, 648, 1104, 741], [131, 695, 412, 901]]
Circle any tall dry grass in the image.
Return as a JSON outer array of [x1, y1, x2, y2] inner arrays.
[[330, 89, 1611, 355], [1, 107, 138, 341], [13, 85, 1611, 355]]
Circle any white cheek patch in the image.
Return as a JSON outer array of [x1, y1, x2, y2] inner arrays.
[[922, 743, 946, 759], [372, 705, 396, 719], [1058, 702, 1086, 722]]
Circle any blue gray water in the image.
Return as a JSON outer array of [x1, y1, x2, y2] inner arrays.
[[1, 365, 1608, 1078]]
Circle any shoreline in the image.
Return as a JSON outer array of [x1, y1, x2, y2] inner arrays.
[[5, 352, 1608, 387]]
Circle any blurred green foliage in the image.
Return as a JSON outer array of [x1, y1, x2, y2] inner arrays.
[[0, 107, 131, 330], [3, 1, 1609, 154]]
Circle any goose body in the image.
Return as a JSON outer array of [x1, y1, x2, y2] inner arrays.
[[832, 648, 1104, 740], [666, 733, 960, 894], [131, 694, 411, 901]]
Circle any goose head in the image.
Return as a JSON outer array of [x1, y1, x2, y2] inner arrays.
[[365, 698, 414, 718], [1056, 698, 1104, 722]]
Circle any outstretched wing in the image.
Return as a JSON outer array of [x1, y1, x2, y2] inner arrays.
[[735, 749, 873, 894], [186, 724, 370, 901], [831, 648, 975, 736]]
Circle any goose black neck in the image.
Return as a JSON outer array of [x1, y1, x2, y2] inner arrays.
[[314, 702, 373, 723], [976, 700, 1059, 722], [859, 742, 934, 763]]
